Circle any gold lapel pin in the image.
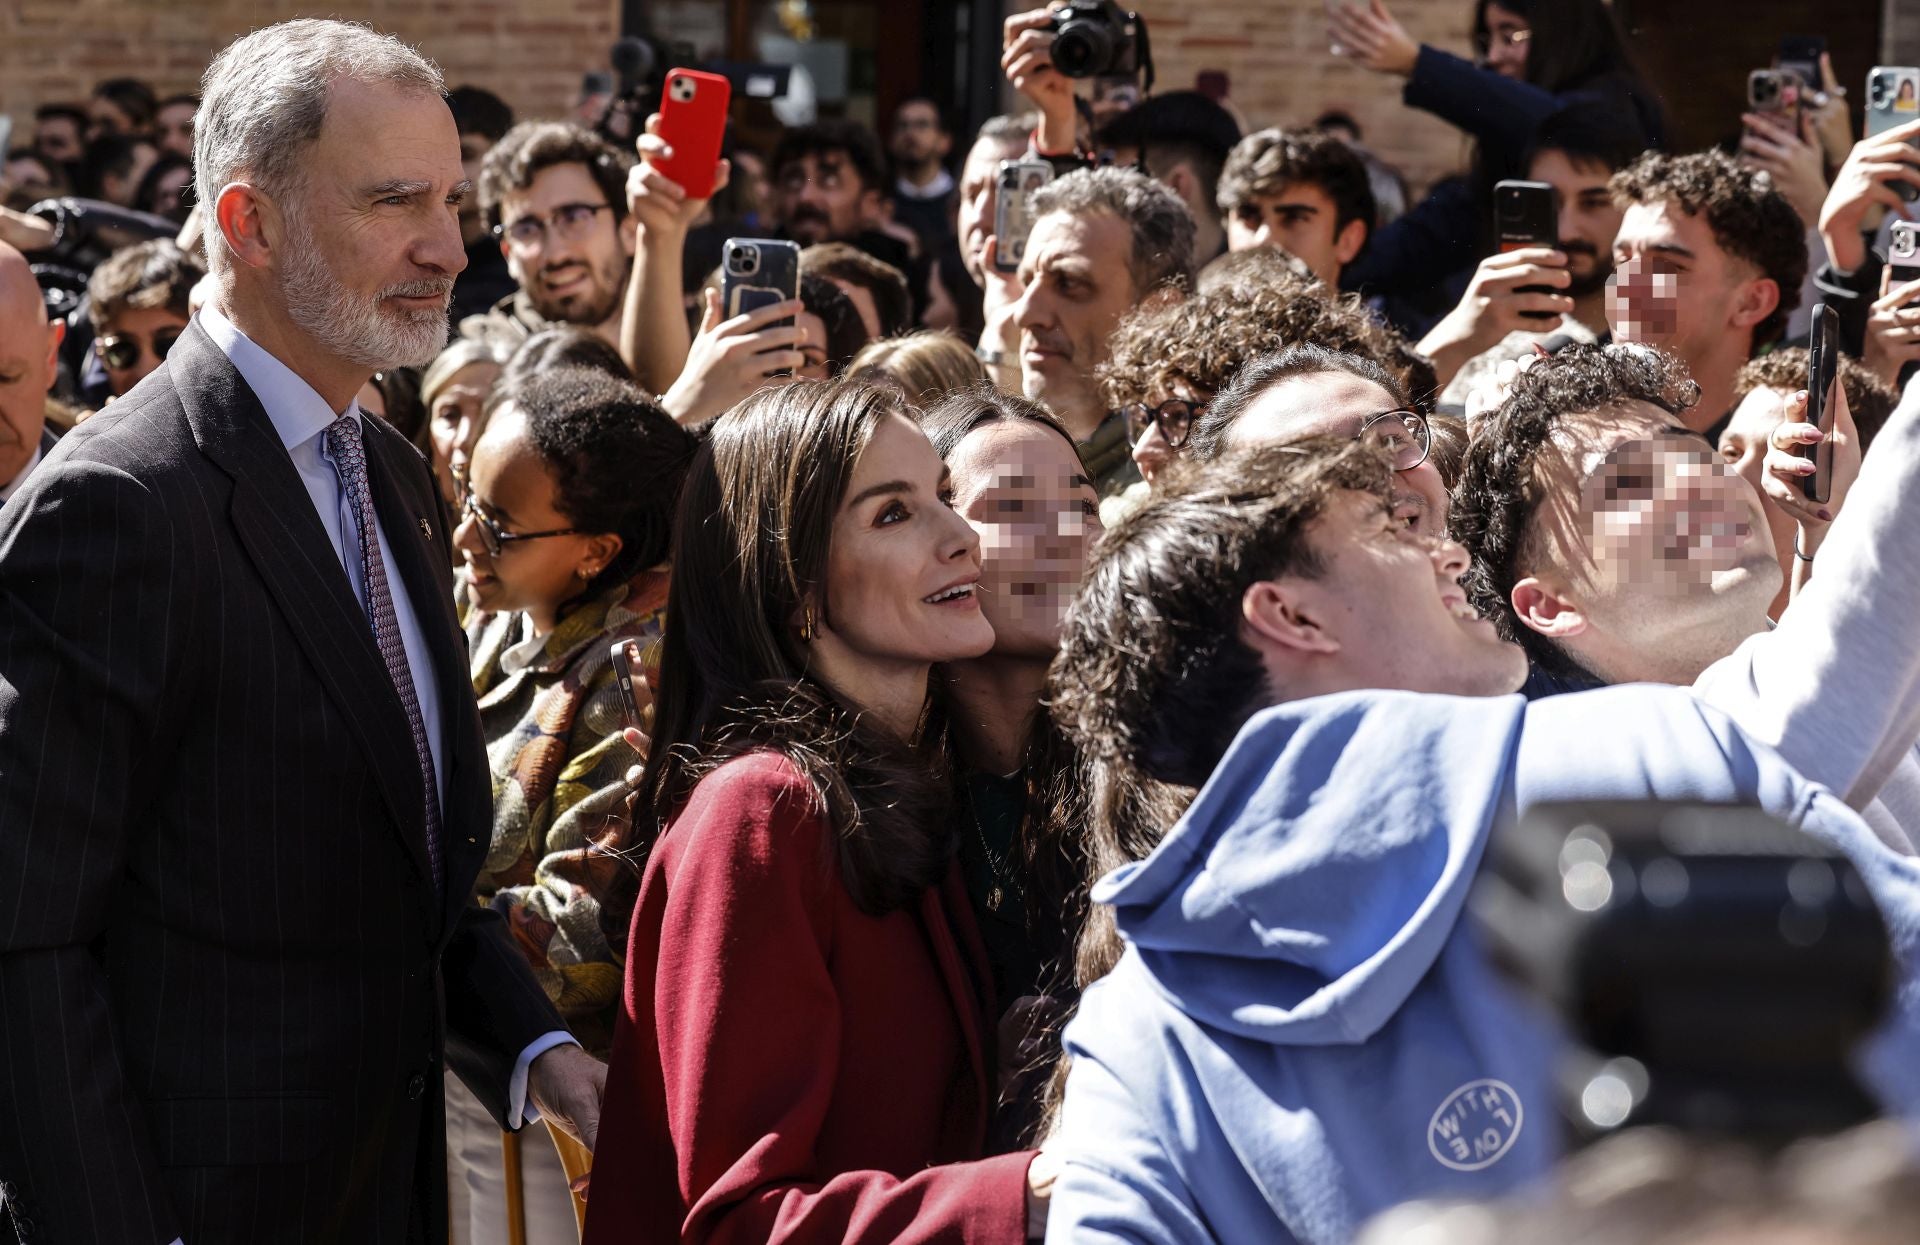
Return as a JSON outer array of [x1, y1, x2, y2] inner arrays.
[[419, 518, 433, 541]]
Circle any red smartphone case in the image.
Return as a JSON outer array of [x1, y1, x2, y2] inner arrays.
[[655, 69, 732, 200]]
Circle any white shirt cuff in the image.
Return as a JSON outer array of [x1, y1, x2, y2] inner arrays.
[[508, 1030, 581, 1129]]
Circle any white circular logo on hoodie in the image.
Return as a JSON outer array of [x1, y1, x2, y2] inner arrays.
[[1427, 1079, 1524, 1172]]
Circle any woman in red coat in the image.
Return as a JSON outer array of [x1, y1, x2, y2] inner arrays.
[[582, 379, 1050, 1243]]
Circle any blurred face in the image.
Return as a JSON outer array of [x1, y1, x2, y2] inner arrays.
[[428, 359, 502, 505], [88, 95, 138, 138], [456, 131, 494, 245], [1522, 404, 1779, 679], [34, 115, 84, 165], [1528, 149, 1620, 297], [453, 401, 614, 628], [776, 149, 877, 245], [1608, 201, 1753, 373], [890, 101, 949, 168], [2, 155, 59, 207], [812, 413, 995, 689], [1014, 210, 1141, 436], [958, 135, 1026, 284], [1226, 184, 1362, 287], [1482, 2, 1531, 81], [1717, 385, 1799, 614], [95, 304, 188, 397], [155, 100, 196, 159], [0, 267, 56, 487], [1275, 490, 1526, 697], [261, 80, 468, 371], [948, 420, 1103, 658], [147, 162, 193, 222], [498, 162, 634, 329], [1226, 371, 1451, 537], [101, 140, 158, 208]]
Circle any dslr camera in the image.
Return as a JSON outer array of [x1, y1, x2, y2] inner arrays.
[[1047, 0, 1144, 79]]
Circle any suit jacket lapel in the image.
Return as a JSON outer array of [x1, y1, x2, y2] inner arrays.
[[172, 321, 435, 890]]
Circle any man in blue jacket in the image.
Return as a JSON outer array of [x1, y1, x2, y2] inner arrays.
[[1043, 437, 1920, 1245]]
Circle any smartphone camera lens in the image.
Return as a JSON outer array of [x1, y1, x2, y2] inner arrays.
[[670, 76, 695, 103]]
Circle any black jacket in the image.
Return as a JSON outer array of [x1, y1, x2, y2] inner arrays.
[[0, 321, 564, 1243]]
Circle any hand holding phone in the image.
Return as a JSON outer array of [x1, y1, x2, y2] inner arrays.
[[1799, 303, 1839, 505], [610, 639, 653, 743], [652, 68, 731, 200], [1493, 180, 1561, 321], [993, 159, 1053, 275]]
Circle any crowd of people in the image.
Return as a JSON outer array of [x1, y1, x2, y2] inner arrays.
[[5, 1, 1920, 1242]]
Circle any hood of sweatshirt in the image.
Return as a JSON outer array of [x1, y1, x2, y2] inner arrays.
[[1093, 689, 1527, 1047]]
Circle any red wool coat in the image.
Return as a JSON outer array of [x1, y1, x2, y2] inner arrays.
[[582, 751, 1035, 1244]]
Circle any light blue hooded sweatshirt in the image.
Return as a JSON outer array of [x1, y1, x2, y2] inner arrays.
[[1046, 685, 1920, 1245]]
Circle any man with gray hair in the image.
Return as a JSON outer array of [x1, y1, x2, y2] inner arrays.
[[0, 20, 600, 1243], [1009, 165, 1196, 498]]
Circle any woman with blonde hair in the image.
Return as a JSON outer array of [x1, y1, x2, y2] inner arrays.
[[850, 329, 990, 406]]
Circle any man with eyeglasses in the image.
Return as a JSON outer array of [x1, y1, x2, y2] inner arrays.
[[463, 120, 635, 352], [81, 237, 203, 403], [1185, 344, 1449, 537], [770, 120, 916, 280]]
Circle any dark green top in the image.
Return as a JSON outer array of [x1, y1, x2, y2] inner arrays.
[[956, 769, 1045, 1009]]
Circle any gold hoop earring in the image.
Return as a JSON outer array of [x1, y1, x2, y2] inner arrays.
[[799, 603, 816, 642]]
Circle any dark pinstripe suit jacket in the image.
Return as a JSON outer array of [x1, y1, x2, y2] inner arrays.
[[0, 322, 565, 1243]]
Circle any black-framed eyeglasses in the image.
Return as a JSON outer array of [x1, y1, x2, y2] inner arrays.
[[494, 201, 615, 252], [96, 327, 183, 371], [1359, 408, 1432, 472], [461, 492, 582, 557], [1123, 398, 1203, 451]]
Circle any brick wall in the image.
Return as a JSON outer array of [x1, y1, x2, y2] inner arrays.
[[4, 0, 1477, 195], [1126, 0, 1478, 196], [0, 0, 622, 137]]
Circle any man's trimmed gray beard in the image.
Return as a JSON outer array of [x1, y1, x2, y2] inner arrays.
[[278, 204, 452, 370]]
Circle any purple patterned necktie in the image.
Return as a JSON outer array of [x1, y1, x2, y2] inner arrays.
[[326, 413, 443, 890]]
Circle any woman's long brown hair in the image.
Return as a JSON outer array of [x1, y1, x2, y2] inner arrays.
[[615, 379, 957, 931]]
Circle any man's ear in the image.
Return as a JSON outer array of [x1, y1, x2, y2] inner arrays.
[[1160, 161, 1200, 214], [43, 320, 64, 382], [858, 186, 885, 227], [214, 182, 277, 271], [1729, 276, 1781, 333], [618, 210, 638, 257], [1333, 217, 1369, 267], [1510, 576, 1588, 640], [1242, 579, 1340, 658]]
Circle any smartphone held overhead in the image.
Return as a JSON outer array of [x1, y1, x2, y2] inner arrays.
[[994, 159, 1054, 274], [653, 68, 731, 199]]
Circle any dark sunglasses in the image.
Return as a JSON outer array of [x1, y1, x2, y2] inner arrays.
[[460, 492, 582, 559], [1123, 398, 1203, 451], [96, 327, 183, 371]]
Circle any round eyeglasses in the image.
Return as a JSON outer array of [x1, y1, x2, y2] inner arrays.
[[1123, 398, 1203, 451], [460, 492, 582, 558], [1359, 408, 1433, 472]]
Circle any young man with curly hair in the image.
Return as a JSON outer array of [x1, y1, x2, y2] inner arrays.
[[1451, 343, 1920, 855], [1606, 149, 1807, 430], [1098, 266, 1411, 488], [1216, 127, 1376, 288]]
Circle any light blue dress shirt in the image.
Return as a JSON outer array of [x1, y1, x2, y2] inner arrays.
[[196, 309, 574, 1150]]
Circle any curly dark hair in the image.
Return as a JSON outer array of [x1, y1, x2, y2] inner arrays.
[[1099, 270, 1410, 415], [771, 119, 887, 193], [1449, 344, 1700, 684], [1729, 348, 1898, 452], [1217, 127, 1377, 235], [1610, 149, 1807, 351], [505, 365, 697, 603], [477, 120, 631, 233], [1050, 435, 1396, 790], [799, 273, 869, 377]]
